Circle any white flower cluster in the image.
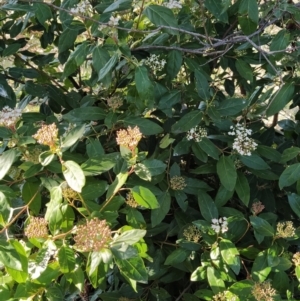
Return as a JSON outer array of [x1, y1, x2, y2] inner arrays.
[[0, 106, 22, 128], [186, 126, 207, 142], [70, 0, 90, 14], [163, 0, 182, 9], [108, 16, 120, 26], [211, 217, 228, 234], [144, 54, 166, 74], [228, 123, 257, 156]]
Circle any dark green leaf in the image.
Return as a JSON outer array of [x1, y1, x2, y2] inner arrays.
[[171, 110, 203, 133], [216, 97, 248, 116], [235, 171, 250, 206], [204, 0, 228, 23], [64, 107, 106, 122], [198, 137, 220, 160], [103, 0, 132, 13], [288, 193, 300, 218], [279, 163, 300, 189], [207, 266, 226, 294], [135, 66, 154, 106], [240, 154, 270, 170], [143, 5, 178, 34], [124, 117, 163, 135], [266, 82, 295, 117], [217, 155, 237, 191], [164, 248, 190, 265], [22, 182, 41, 215], [250, 216, 274, 237], [151, 192, 171, 227], [195, 70, 210, 100], [239, 0, 258, 23], [198, 190, 218, 222]]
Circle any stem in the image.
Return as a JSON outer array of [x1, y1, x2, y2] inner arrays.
[[0, 189, 40, 235]]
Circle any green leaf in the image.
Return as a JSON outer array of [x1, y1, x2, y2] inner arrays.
[[143, 5, 178, 34], [58, 245, 75, 273], [81, 180, 107, 200], [22, 182, 41, 215], [217, 155, 237, 191], [58, 28, 78, 53], [171, 110, 203, 133], [220, 239, 240, 275], [0, 191, 11, 224], [256, 145, 281, 162], [103, 0, 132, 13], [92, 46, 111, 86], [63, 160, 86, 193], [251, 251, 271, 282], [3, 43, 21, 57], [239, 0, 258, 23], [166, 51, 182, 81], [105, 171, 128, 201], [164, 248, 190, 265], [216, 98, 248, 116], [240, 154, 270, 170], [98, 54, 119, 82], [0, 126, 13, 138], [288, 193, 300, 218], [198, 190, 218, 222], [204, 0, 228, 23], [207, 266, 226, 294], [238, 16, 257, 35], [235, 171, 250, 207], [266, 82, 295, 117], [81, 153, 119, 176], [270, 29, 290, 52], [64, 107, 106, 122], [132, 186, 159, 209], [158, 90, 181, 110], [250, 216, 274, 237], [136, 159, 166, 177], [111, 229, 146, 246], [135, 66, 154, 106], [0, 240, 24, 271], [33, 3, 52, 28], [279, 163, 300, 189], [198, 137, 220, 160], [124, 117, 163, 135], [151, 192, 171, 227], [115, 256, 148, 282], [235, 60, 253, 82], [0, 149, 17, 180], [280, 147, 300, 163], [195, 70, 210, 100], [39, 151, 55, 167], [61, 124, 86, 152]]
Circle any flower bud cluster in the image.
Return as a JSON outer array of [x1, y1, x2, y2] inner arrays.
[[228, 123, 257, 156], [126, 192, 139, 208], [170, 175, 186, 190], [70, 0, 90, 14], [62, 185, 79, 200], [252, 281, 277, 301], [74, 218, 112, 252], [251, 201, 265, 215], [211, 217, 228, 234], [186, 126, 207, 142], [108, 16, 120, 26], [21, 147, 43, 164], [144, 54, 166, 74], [25, 217, 48, 239], [163, 0, 182, 9], [107, 96, 123, 110], [0, 106, 22, 128], [292, 252, 300, 266], [276, 221, 295, 238], [32, 123, 59, 150], [116, 126, 142, 151], [183, 225, 201, 243]]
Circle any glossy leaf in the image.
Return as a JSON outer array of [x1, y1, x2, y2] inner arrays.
[[217, 155, 237, 191], [63, 160, 86, 192]]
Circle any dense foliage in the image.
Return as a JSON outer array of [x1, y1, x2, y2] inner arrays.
[[1, 0, 300, 300]]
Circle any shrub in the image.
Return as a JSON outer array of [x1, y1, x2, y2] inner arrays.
[[0, 0, 300, 300]]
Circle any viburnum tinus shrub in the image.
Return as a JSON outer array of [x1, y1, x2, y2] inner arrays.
[[1, 0, 300, 300]]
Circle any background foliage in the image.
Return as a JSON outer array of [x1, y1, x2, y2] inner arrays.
[[1, 0, 300, 300]]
